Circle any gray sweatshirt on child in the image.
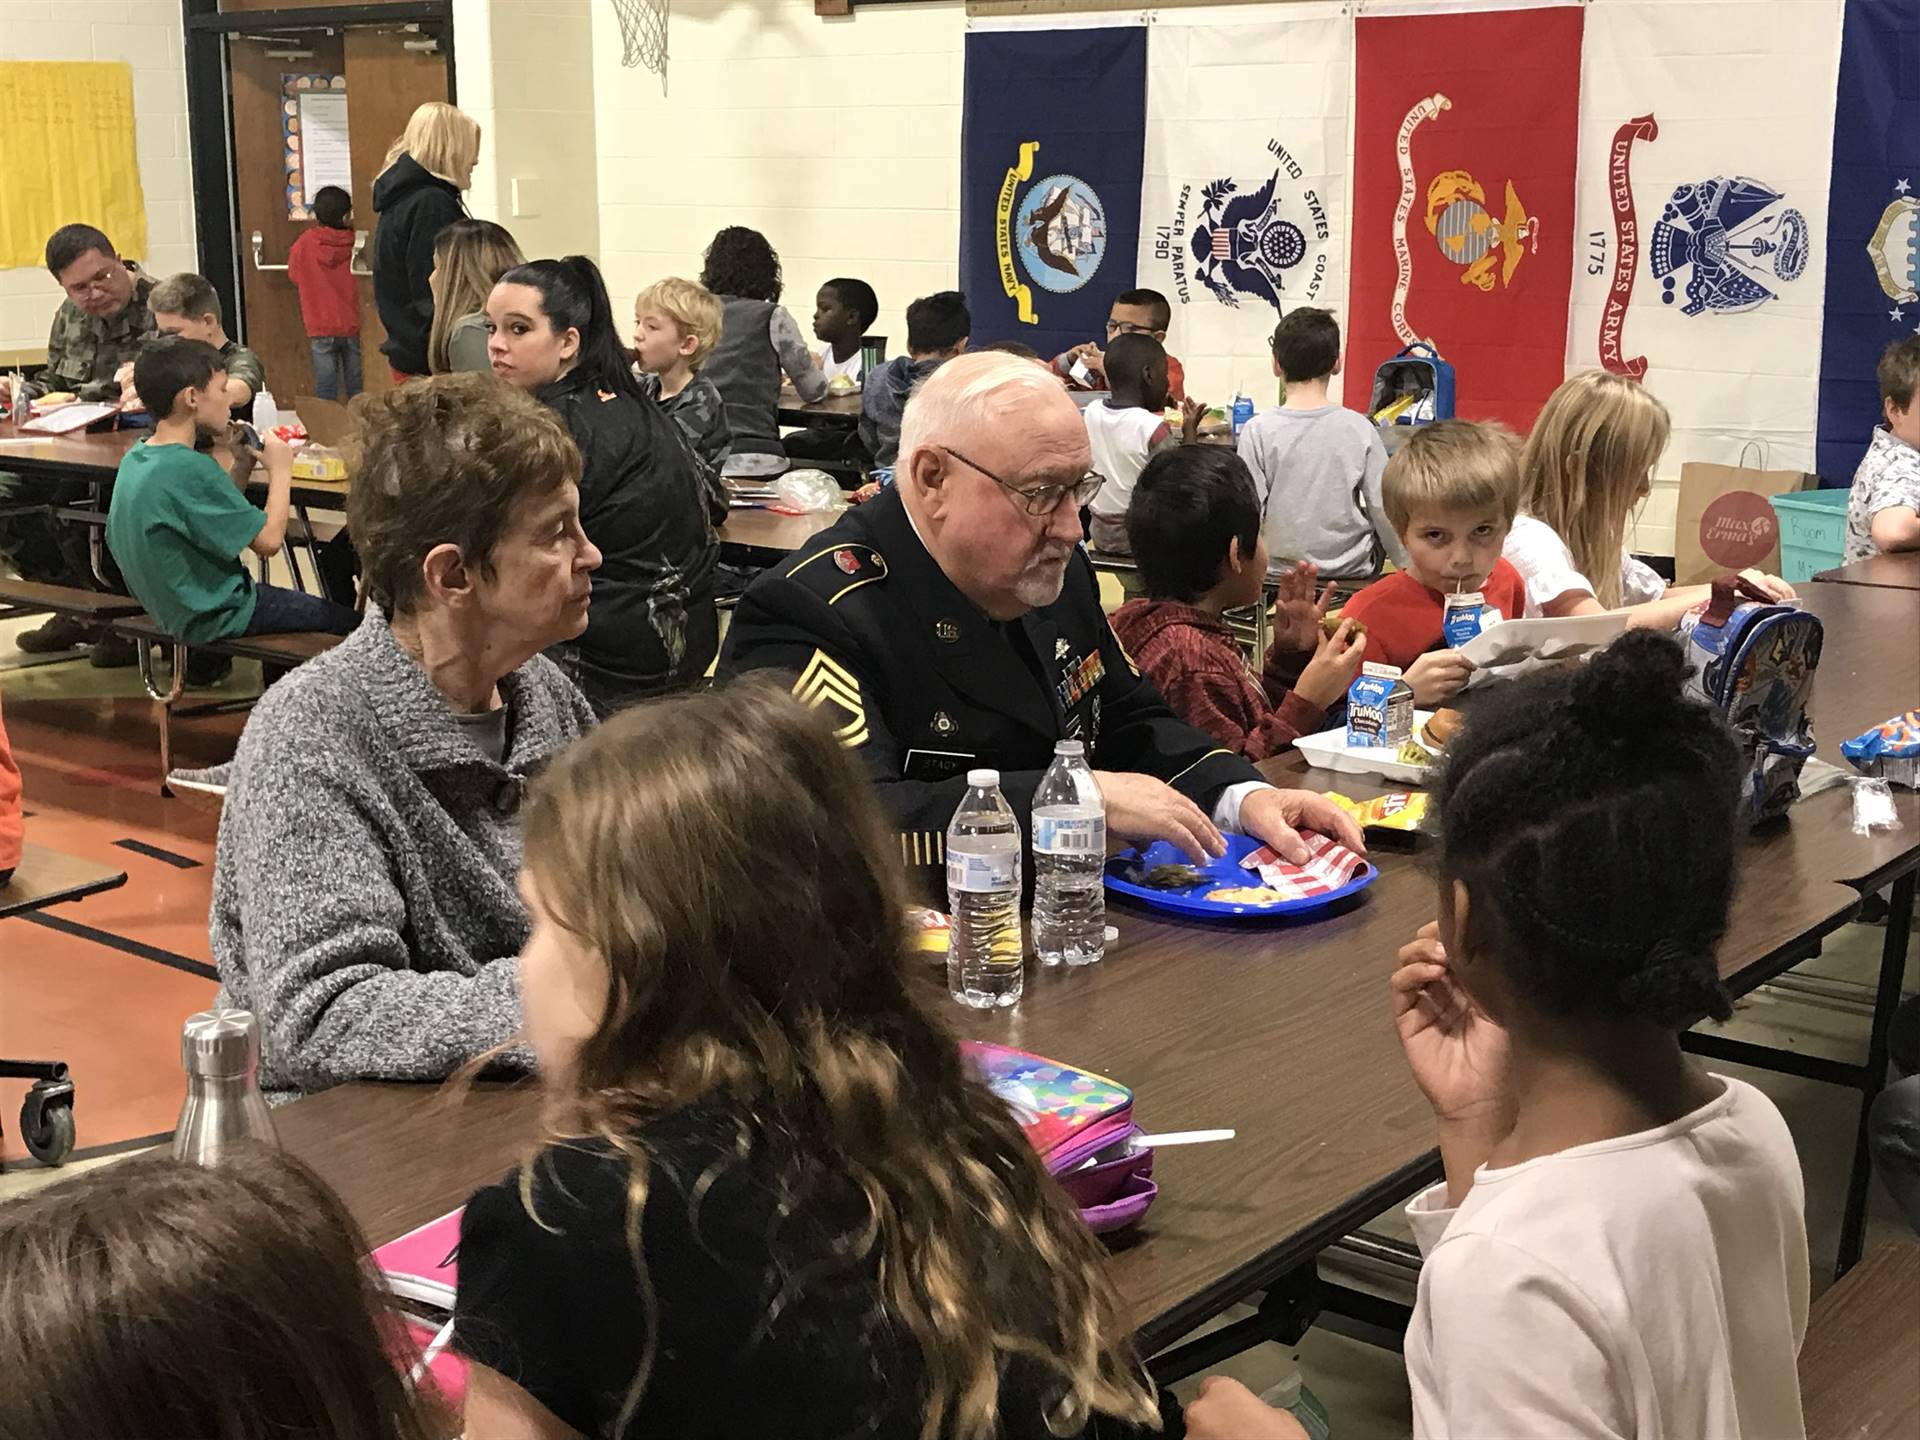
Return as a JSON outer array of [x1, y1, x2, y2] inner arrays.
[[210, 609, 595, 1102], [1237, 404, 1406, 580]]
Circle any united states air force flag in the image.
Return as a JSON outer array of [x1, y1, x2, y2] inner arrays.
[[1816, 0, 1920, 487], [959, 25, 1148, 361]]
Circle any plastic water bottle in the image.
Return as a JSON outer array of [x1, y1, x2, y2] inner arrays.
[[1231, 392, 1255, 437], [1261, 1362, 1332, 1440], [1032, 740, 1106, 966], [252, 386, 278, 432], [946, 769, 1024, 1009]]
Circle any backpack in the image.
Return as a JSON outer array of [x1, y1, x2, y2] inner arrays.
[[1368, 342, 1456, 426], [963, 1040, 1157, 1233], [1679, 576, 1824, 825]]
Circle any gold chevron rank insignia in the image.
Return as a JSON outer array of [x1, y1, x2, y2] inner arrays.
[[793, 650, 869, 748]]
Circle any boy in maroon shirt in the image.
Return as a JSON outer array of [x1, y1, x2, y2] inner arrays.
[[1111, 447, 1364, 761], [1340, 420, 1528, 705]]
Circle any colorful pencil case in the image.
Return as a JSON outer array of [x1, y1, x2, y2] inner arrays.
[[963, 1040, 1157, 1233]]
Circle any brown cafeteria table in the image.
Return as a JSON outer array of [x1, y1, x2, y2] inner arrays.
[[0, 843, 127, 921], [719, 503, 843, 558], [1814, 549, 1920, 591], [0, 419, 350, 511], [277, 575, 1918, 1361], [776, 390, 861, 429], [1798, 1241, 1920, 1440]]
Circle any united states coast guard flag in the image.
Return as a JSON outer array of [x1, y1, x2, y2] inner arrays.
[[1134, 11, 1351, 403], [959, 26, 1148, 360], [1817, 0, 1920, 487]]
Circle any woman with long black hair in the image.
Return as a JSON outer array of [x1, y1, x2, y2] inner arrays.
[[486, 256, 718, 715]]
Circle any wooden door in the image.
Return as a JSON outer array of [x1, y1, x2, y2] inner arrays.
[[228, 31, 347, 408], [225, 24, 447, 405], [344, 26, 449, 394]]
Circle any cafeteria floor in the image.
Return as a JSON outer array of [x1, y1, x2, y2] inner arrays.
[[1, 608, 1913, 1435]]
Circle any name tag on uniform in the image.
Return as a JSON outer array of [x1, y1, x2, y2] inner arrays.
[[903, 748, 975, 782]]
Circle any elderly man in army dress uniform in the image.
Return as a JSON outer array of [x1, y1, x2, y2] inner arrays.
[[720, 350, 1362, 886]]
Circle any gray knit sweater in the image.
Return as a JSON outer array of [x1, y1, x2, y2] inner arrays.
[[210, 610, 595, 1102]]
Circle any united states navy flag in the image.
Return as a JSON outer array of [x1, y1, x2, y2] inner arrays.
[[959, 25, 1148, 360], [1816, 0, 1920, 487]]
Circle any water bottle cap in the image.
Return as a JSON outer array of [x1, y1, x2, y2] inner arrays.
[[967, 768, 999, 787], [181, 1008, 261, 1079], [1053, 740, 1085, 757]]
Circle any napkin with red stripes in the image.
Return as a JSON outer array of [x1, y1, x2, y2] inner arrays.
[[1238, 833, 1369, 900]]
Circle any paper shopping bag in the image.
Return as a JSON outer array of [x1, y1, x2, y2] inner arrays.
[[1673, 449, 1815, 586]]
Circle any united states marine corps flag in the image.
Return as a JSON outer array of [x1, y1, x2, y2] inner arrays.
[[1347, 3, 1584, 432], [959, 24, 1148, 359]]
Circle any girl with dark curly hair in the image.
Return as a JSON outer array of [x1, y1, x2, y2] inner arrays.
[[1188, 630, 1810, 1440]]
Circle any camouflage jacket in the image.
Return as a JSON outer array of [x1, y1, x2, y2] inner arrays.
[[218, 338, 268, 415], [32, 265, 157, 401]]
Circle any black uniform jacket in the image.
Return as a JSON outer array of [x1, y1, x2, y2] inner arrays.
[[718, 485, 1259, 880]]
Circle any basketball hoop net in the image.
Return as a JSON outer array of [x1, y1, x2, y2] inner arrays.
[[610, 0, 668, 85]]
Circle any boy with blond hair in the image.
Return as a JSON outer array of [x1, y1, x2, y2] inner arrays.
[[1338, 420, 1529, 705], [634, 276, 732, 500]]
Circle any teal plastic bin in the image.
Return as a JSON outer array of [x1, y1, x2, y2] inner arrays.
[[1768, 489, 1852, 582]]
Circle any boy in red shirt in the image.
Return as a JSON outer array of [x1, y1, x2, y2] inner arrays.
[[1340, 420, 1528, 706], [286, 185, 362, 400], [1112, 447, 1365, 761]]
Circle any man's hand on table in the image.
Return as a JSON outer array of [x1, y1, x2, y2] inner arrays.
[[1239, 785, 1367, 863], [1093, 770, 1225, 863], [1184, 1377, 1310, 1440]]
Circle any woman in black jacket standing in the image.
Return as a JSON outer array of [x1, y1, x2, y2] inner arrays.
[[371, 102, 479, 382], [485, 256, 719, 716]]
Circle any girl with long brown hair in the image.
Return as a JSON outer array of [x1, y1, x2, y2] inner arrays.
[[452, 678, 1167, 1440], [427, 218, 523, 374], [0, 1148, 445, 1440], [1510, 371, 1794, 624]]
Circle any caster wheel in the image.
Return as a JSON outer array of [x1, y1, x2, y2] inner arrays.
[[21, 1085, 75, 1167]]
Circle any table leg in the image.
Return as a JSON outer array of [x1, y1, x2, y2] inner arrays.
[[296, 502, 329, 601], [1838, 870, 1917, 1278], [88, 479, 111, 589]]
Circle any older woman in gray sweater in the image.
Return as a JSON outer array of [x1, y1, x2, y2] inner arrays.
[[211, 374, 600, 1101]]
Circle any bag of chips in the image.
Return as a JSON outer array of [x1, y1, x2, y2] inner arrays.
[[1841, 711, 1920, 789]]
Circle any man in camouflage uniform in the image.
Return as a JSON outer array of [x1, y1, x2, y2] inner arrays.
[[3, 225, 156, 660]]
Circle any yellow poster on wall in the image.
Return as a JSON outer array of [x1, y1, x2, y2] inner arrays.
[[0, 62, 148, 271]]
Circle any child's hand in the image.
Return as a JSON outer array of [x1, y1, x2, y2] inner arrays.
[[1179, 395, 1208, 442], [1405, 648, 1474, 705], [1391, 922, 1513, 1129], [1294, 619, 1366, 709], [1738, 569, 1797, 602], [114, 362, 141, 411], [1268, 561, 1332, 653], [1185, 1377, 1309, 1440], [261, 433, 293, 470]]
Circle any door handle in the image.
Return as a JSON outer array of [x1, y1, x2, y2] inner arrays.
[[250, 231, 288, 273], [351, 229, 373, 277]]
